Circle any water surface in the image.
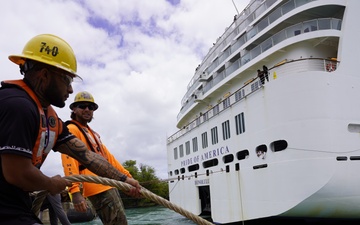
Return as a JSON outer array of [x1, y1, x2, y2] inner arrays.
[[74, 206, 196, 225], [69, 206, 360, 225]]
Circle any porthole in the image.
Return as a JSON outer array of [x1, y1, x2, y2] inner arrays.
[[255, 144, 267, 159], [270, 140, 288, 152], [223, 154, 234, 163], [236, 150, 249, 160], [180, 168, 186, 174], [188, 164, 199, 172], [203, 159, 218, 168]]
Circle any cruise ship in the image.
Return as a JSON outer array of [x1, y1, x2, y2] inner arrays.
[[166, 0, 360, 224]]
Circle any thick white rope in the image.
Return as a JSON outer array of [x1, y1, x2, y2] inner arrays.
[[32, 175, 214, 225]]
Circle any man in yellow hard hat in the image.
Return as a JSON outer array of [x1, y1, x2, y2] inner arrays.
[[0, 34, 141, 225], [62, 91, 137, 225]]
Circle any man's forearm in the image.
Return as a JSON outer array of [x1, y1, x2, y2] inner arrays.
[[79, 150, 128, 181], [56, 138, 127, 181]]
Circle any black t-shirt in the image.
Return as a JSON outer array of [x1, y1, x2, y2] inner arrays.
[[0, 83, 75, 225]]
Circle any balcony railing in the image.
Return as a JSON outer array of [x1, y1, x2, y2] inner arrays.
[[182, 0, 316, 107], [168, 58, 339, 144], [178, 17, 341, 120]]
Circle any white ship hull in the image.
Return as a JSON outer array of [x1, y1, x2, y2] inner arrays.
[[167, 0, 360, 223]]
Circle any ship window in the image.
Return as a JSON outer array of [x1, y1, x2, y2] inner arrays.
[[174, 169, 179, 175], [257, 17, 268, 32], [303, 20, 317, 33], [211, 126, 218, 145], [169, 171, 173, 176], [223, 98, 230, 109], [348, 123, 360, 133], [192, 137, 198, 152], [337, 156, 347, 161], [185, 141, 191, 155], [251, 81, 260, 92], [213, 105, 219, 115], [241, 53, 250, 65], [179, 144, 184, 158], [235, 112, 245, 135], [333, 19, 342, 30], [261, 38, 273, 52], [203, 158, 218, 168], [222, 120, 231, 140], [270, 140, 288, 152], [201, 132, 208, 149], [252, 45, 261, 58], [180, 168, 186, 174], [217, 65, 225, 73], [256, 144, 267, 152], [174, 147, 178, 160], [269, 6, 281, 24], [247, 27, 257, 40], [282, 0, 295, 14], [273, 31, 286, 45], [256, 145, 267, 158], [288, 24, 302, 38], [237, 150, 249, 160], [230, 53, 240, 63], [195, 117, 200, 126], [235, 89, 245, 102], [188, 164, 199, 172], [237, 36, 246, 51], [318, 18, 331, 30], [202, 112, 208, 121], [223, 154, 234, 164]]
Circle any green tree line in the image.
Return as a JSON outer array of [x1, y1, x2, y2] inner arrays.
[[120, 160, 169, 208]]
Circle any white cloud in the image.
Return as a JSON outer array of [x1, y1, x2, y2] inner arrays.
[[0, 0, 248, 179]]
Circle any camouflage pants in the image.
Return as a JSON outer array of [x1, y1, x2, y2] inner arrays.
[[88, 188, 127, 225]]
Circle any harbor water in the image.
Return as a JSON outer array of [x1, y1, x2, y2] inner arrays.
[[46, 205, 360, 225], [73, 206, 197, 225]]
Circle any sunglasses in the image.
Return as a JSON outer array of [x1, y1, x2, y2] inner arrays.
[[76, 104, 96, 110]]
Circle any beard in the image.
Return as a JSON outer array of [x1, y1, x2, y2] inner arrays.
[[44, 76, 65, 108]]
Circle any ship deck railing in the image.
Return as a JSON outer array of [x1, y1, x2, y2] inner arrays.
[[178, 17, 342, 119], [183, 0, 317, 105], [168, 57, 339, 144]]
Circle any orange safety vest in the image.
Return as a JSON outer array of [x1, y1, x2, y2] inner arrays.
[[3, 80, 61, 168], [62, 120, 132, 197], [66, 120, 108, 162]]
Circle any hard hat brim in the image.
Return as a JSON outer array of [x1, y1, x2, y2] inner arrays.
[[8, 54, 82, 80]]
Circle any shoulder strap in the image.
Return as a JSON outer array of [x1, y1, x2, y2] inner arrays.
[[66, 120, 99, 171], [65, 120, 98, 153]]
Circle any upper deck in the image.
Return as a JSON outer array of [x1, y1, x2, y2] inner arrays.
[[170, 0, 344, 143]]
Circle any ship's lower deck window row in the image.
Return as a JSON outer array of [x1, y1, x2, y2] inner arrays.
[[169, 140, 288, 176]]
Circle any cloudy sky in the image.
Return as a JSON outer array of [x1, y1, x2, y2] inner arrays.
[[0, 0, 248, 179]]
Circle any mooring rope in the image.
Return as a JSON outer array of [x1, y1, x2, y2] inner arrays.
[[32, 175, 214, 225]]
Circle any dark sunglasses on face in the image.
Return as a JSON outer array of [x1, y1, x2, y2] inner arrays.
[[76, 104, 96, 110]]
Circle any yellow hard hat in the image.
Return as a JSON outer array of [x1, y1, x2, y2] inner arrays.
[[70, 91, 98, 110], [8, 34, 81, 79]]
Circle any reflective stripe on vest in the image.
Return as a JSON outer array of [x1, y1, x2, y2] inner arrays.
[[3, 80, 61, 168]]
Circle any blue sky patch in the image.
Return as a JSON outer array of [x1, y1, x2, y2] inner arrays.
[[166, 0, 180, 6]]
